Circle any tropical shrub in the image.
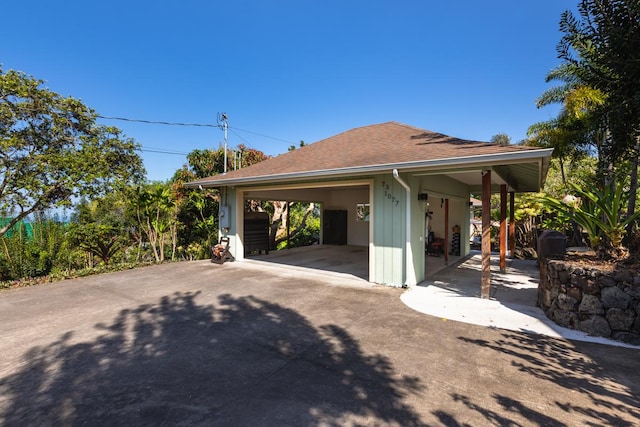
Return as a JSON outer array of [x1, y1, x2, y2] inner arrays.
[[542, 181, 640, 258]]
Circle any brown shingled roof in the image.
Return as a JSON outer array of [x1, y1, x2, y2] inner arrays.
[[189, 121, 549, 187]]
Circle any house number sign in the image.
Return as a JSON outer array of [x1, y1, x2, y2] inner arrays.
[[381, 181, 400, 207]]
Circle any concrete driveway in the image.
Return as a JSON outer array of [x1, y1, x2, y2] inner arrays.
[[1, 261, 639, 426]]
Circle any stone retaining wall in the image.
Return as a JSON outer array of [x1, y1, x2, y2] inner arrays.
[[538, 259, 640, 345]]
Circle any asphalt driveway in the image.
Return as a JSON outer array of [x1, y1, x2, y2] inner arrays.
[[1, 260, 639, 426]]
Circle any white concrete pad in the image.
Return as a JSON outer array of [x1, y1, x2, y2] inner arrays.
[[401, 254, 640, 349]]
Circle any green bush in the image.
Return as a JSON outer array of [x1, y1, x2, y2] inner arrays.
[[542, 181, 640, 257]]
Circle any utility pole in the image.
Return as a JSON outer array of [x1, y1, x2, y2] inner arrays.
[[218, 112, 228, 174]]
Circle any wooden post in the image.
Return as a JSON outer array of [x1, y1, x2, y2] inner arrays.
[[500, 184, 507, 273], [442, 198, 449, 264], [286, 201, 291, 249], [509, 191, 515, 257], [481, 171, 492, 299]]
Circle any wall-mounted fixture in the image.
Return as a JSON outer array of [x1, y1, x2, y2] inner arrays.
[[418, 193, 429, 210]]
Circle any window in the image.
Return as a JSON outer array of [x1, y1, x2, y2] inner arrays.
[[356, 203, 370, 221]]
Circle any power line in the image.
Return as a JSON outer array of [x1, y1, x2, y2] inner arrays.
[[229, 128, 256, 149], [97, 115, 220, 128], [97, 114, 296, 145], [139, 147, 188, 155], [231, 126, 296, 144], [98, 113, 300, 158]]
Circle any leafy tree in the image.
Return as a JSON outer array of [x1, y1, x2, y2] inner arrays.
[[0, 68, 145, 237], [528, 78, 606, 186], [490, 133, 511, 146], [172, 145, 269, 257], [67, 193, 134, 266], [253, 201, 319, 251], [275, 202, 320, 249], [510, 192, 546, 251], [66, 223, 124, 266], [172, 150, 222, 256], [542, 157, 597, 199], [528, 69, 607, 247], [503, 158, 598, 251], [129, 183, 177, 263], [288, 140, 306, 151], [185, 145, 268, 177], [557, 0, 640, 234]]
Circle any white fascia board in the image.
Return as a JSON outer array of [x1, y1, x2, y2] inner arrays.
[[187, 148, 554, 188], [242, 179, 373, 193]]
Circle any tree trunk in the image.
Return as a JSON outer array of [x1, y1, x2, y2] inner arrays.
[[268, 201, 287, 250], [625, 141, 639, 244], [559, 156, 567, 187], [561, 157, 585, 246], [274, 203, 316, 247], [146, 218, 160, 263]]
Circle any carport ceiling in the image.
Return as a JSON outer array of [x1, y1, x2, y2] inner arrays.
[[413, 161, 543, 193], [243, 184, 369, 202]]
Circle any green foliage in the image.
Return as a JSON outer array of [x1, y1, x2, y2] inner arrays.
[[66, 223, 125, 265], [541, 182, 640, 257], [528, 68, 607, 184], [0, 214, 67, 281], [542, 157, 597, 198], [552, 1, 640, 238], [276, 202, 320, 249], [183, 145, 268, 178], [172, 165, 219, 255], [558, 0, 640, 159], [67, 192, 138, 266], [129, 183, 178, 263], [1, 68, 280, 282], [490, 133, 511, 146], [172, 145, 268, 259], [288, 140, 306, 151], [0, 67, 145, 237]]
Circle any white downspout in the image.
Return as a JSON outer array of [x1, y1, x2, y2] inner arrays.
[[393, 169, 416, 287]]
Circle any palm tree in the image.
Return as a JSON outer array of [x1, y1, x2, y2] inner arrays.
[[528, 65, 607, 248], [557, 0, 640, 241], [528, 64, 607, 188]]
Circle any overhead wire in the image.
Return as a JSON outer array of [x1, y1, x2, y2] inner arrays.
[[97, 114, 297, 153], [230, 126, 296, 145], [97, 115, 221, 128], [10, 106, 296, 156], [229, 128, 255, 149], [139, 147, 189, 155]]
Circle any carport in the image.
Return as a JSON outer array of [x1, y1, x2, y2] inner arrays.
[[237, 180, 373, 280], [188, 121, 552, 294]]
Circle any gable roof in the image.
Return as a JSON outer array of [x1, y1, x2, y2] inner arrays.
[[188, 121, 552, 192]]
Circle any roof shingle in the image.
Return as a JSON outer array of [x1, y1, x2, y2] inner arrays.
[[190, 121, 546, 185]]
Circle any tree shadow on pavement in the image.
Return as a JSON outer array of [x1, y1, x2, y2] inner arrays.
[[0, 291, 425, 426], [434, 330, 640, 426]]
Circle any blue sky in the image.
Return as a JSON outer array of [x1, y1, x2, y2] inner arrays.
[[2, 1, 572, 182]]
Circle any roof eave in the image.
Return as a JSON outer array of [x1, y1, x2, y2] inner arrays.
[[186, 148, 554, 188]]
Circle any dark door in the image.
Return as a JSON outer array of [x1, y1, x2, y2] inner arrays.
[[323, 210, 347, 245]]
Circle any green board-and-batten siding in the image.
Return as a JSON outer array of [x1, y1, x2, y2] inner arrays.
[[373, 174, 406, 286]]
